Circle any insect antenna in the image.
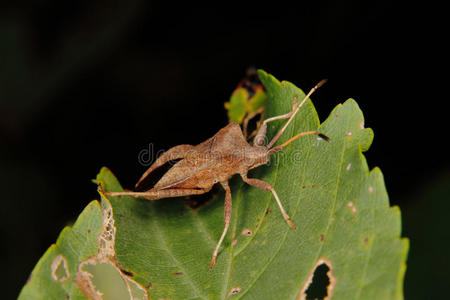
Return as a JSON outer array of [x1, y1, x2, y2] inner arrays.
[[268, 131, 330, 154], [267, 79, 327, 149]]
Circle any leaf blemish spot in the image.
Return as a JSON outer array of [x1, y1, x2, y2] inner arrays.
[[368, 186, 374, 193], [359, 121, 365, 130], [241, 228, 254, 237], [346, 163, 352, 171], [171, 271, 183, 276], [346, 131, 353, 137], [364, 237, 369, 244], [347, 201, 357, 214], [265, 208, 272, 215], [320, 234, 325, 242], [232, 239, 237, 246], [227, 286, 242, 297], [51, 254, 70, 283]]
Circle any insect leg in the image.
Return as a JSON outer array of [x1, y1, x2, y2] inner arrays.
[[240, 173, 297, 230], [253, 97, 298, 146], [135, 144, 194, 187], [102, 187, 209, 200], [267, 80, 327, 148], [242, 106, 264, 139], [209, 181, 232, 270]]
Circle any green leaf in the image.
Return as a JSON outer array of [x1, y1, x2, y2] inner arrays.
[[20, 70, 408, 299], [19, 201, 103, 299], [224, 84, 267, 124], [19, 195, 149, 299], [225, 88, 249, 123], [247, 88, 266, 114]]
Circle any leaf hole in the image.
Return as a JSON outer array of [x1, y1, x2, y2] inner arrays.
[[304, 263, 331, 299], [298, 258, 335, 300]]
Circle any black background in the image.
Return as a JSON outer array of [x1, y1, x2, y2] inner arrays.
[[1, 1, 446, 299]]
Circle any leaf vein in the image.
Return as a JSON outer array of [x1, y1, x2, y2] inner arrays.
[[235, 102, 305, 299], [355, 185, 376, 299], [149, 204, 208, 300], [222, 180, 244, 299]]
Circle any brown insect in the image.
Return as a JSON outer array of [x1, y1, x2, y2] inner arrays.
[[102, 80, 329, 269]]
